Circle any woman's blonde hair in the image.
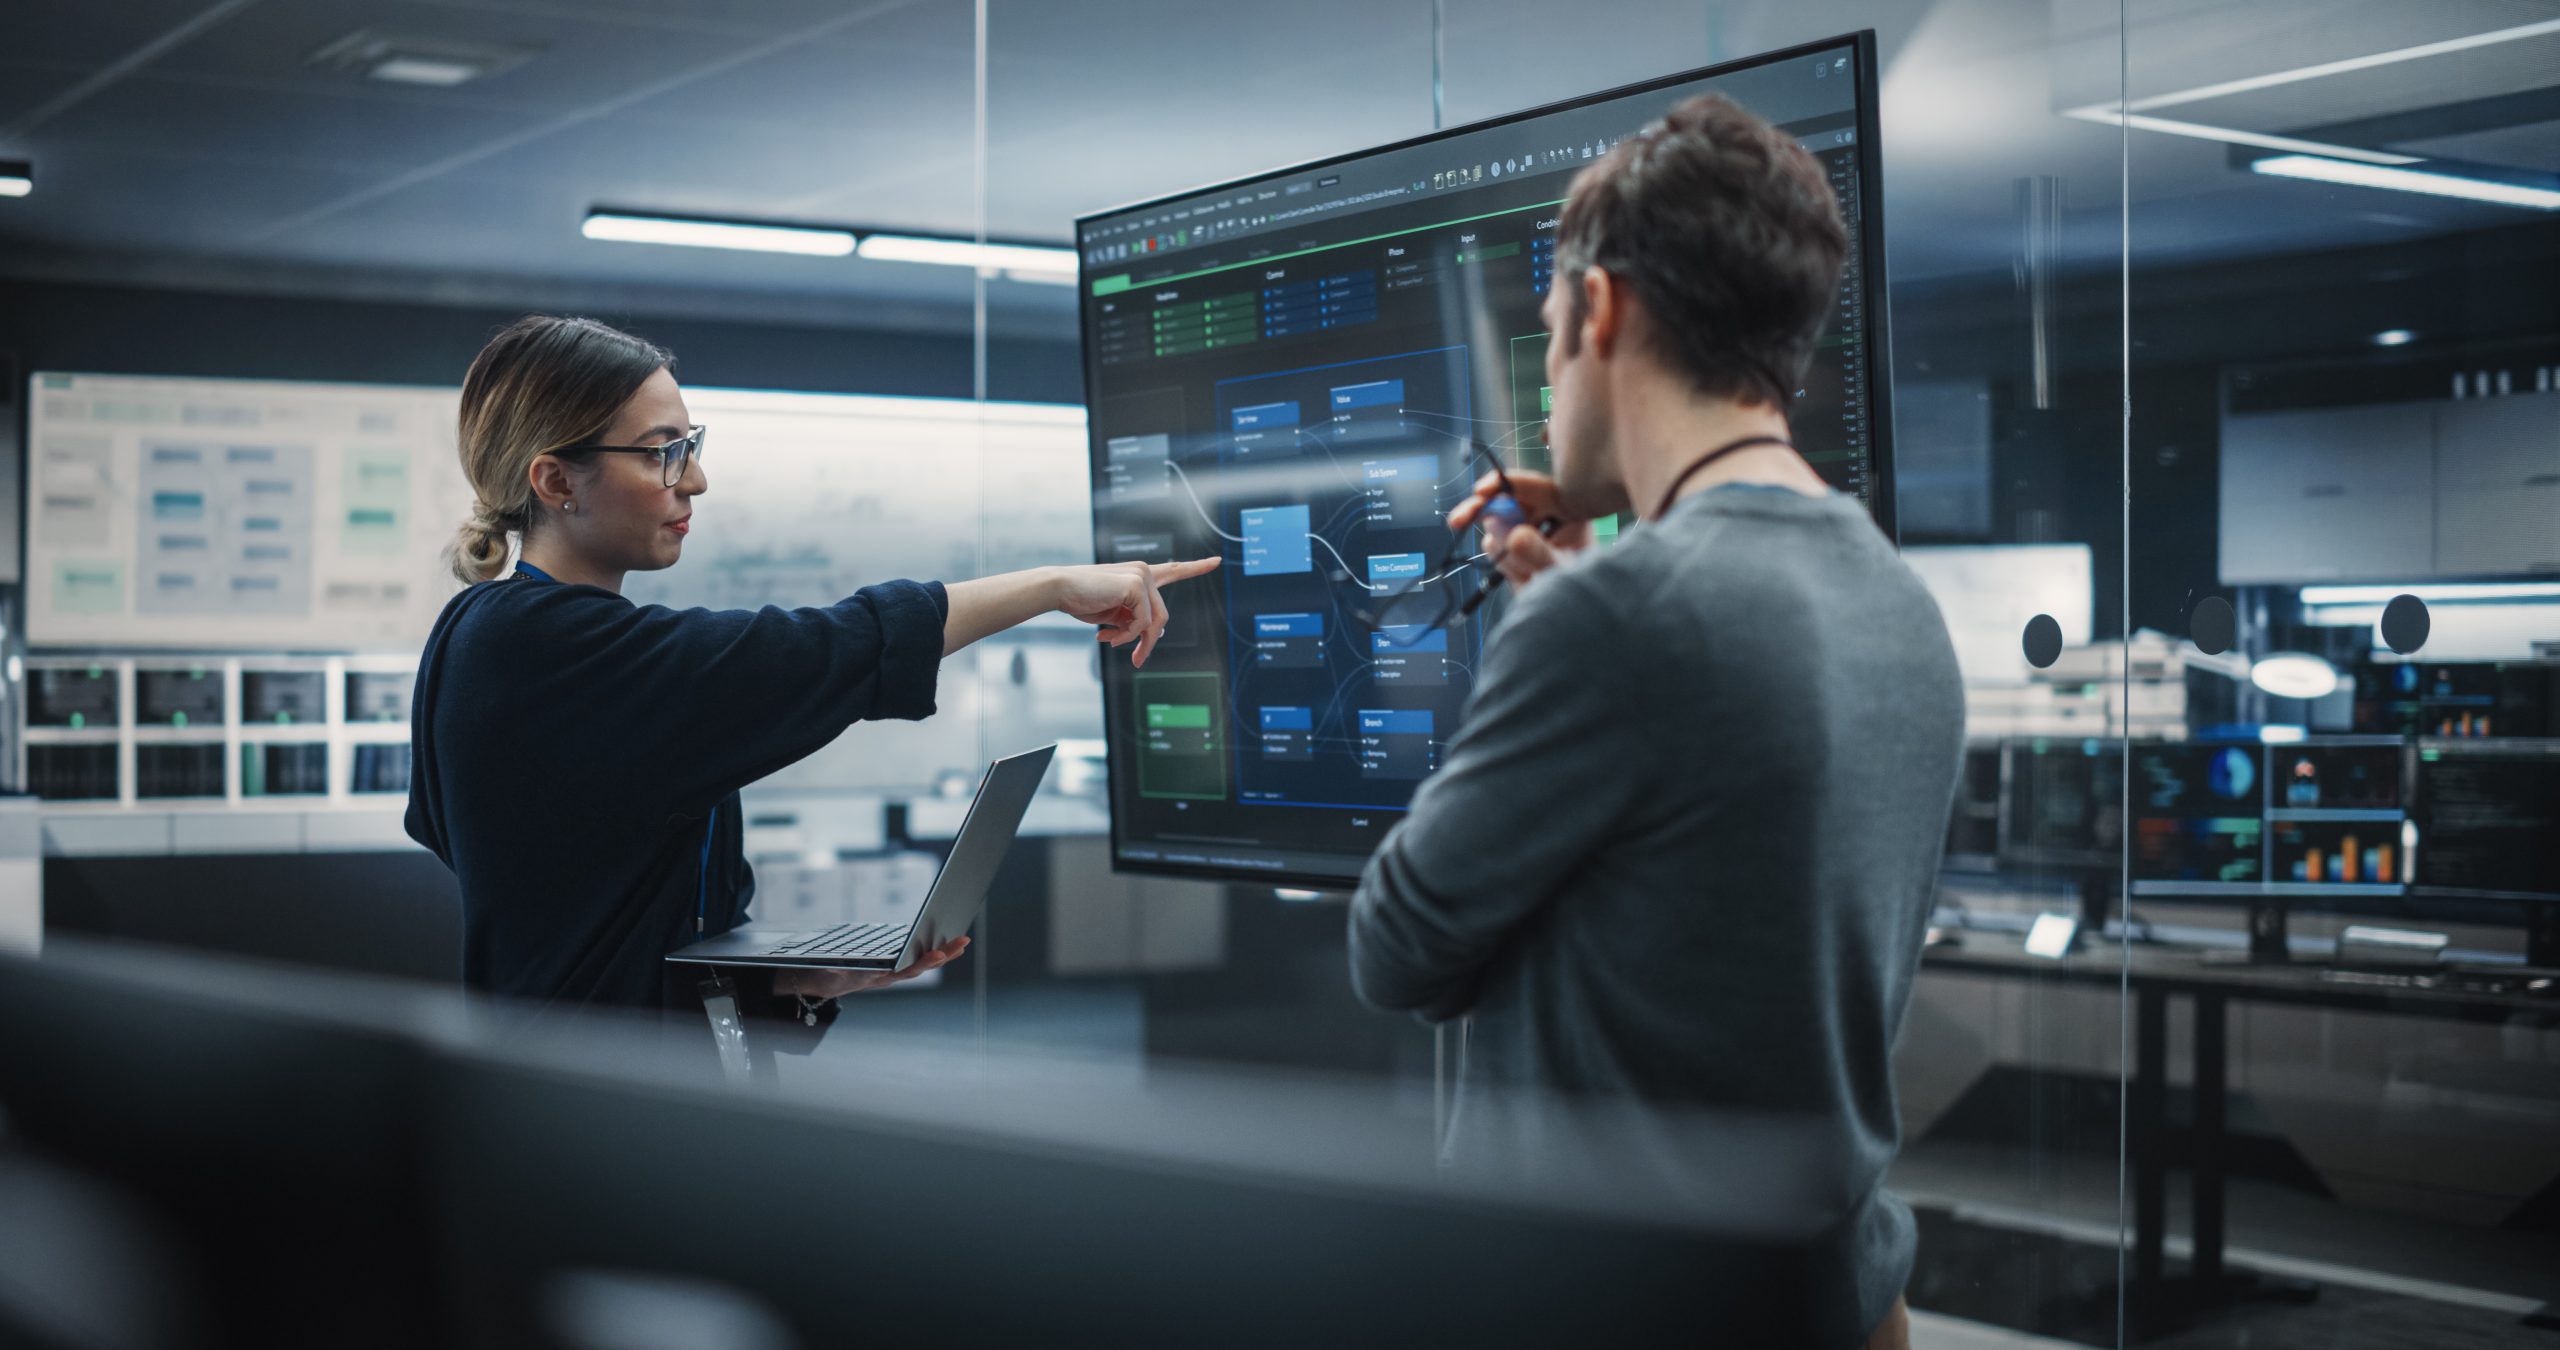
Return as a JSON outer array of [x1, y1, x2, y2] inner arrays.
[[448, 315, 673, 584]]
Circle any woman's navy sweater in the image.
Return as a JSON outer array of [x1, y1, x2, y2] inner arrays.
[[405, 565, 948, 1017]]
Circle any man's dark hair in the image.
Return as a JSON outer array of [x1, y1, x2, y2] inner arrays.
[[1554, 92, 1847, 409]]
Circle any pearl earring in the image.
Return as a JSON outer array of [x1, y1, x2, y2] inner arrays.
[[562, 500, 575, 514]]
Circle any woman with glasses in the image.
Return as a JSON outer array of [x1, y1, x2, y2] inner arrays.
[[406, 315, 1217, 1045]]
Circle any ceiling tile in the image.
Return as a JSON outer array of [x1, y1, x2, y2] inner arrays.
[[139, 0, 786, 115], [0, 60, 92, 131], [2400, 119, 2560, 173], [3, 0, 222, 69], [0, 146, 378, 252], [34, 75, 537, 172]]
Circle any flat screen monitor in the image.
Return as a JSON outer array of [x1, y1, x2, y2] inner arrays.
[[1943, 743, 2004, 867], [2129, 741, 2264, 890], [1078, 32, 1892, 886], [244, 670, 325, 725], [2000, 738, 2123, 872], [2129, 736, 2409, 901], [28, 667, 118, 727], [2410, 740, 2560, 901], [2353, 660, 2556, 739], [135, 667, 223, 727]]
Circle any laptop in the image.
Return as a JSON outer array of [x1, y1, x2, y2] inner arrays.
[[666, 744, 1054, 972]]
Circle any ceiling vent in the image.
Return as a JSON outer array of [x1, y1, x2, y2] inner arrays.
[[306, 30, 541, 88]]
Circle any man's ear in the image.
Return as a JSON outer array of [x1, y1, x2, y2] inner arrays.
[[1583, 266, 1622, 361]]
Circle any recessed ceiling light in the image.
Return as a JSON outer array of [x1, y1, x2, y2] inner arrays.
[[582, 210, 855, 256], [2251, 155, 2560, 211], [2371, 328, 2414, 346], [0, 160, 28, 198], [308, 30, 538, 88], [367, 56, 485, 87]]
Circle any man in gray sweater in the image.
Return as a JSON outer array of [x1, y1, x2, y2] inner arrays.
[[1348, 94, 1964, 1350]]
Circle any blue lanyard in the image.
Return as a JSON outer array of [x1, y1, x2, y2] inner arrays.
[[514, 558, 717, 932], [696, 804, 719, 935]]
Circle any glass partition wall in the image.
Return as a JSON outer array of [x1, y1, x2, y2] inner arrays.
[[940, 1, 2151, 1343], [2121, 1, 2560, 1341]]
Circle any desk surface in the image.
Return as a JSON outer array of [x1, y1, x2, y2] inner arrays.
[[1922, 931, 2560, 1022]]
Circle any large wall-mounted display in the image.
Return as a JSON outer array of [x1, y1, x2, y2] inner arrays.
[[25, 372, 474, 650], [1077, 33, 1893, 887]]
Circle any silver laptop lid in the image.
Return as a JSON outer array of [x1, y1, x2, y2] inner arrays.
[[898, 744, 1055, 966]]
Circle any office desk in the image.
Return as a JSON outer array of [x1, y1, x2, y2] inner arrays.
[[1919, 932, 2558, 1334]]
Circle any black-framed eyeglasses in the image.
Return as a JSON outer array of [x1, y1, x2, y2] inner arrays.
[[550, 424, 707, 488], [1346, 437, 1534, 647]]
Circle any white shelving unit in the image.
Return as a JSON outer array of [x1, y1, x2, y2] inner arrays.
[[24, 654, 419, 857]]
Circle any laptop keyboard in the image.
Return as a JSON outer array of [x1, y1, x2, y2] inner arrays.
[[762, 922, 906, 960]]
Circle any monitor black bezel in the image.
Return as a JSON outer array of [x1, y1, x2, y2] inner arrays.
[[1076, 31, 1894, 890], [2407, 737, 2560, 904]]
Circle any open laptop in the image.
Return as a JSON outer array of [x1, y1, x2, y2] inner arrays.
[[667, 744, 1054, 972]]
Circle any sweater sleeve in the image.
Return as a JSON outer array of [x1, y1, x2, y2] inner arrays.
[[532, 579, 949, 814], [1346, 568, 1653, 1021]]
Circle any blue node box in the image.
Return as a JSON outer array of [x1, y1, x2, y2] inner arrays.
[[1253, 611, 1326, 667], [1365, 551, 1426, 591], [1240, 504, 1313, 576], [1258, 705, 1315, 761]]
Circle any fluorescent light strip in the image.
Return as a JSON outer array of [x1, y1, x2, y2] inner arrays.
[[2123, 18, 2560, 113], [582, 212, 855, 256], [2300, 582, 2560, 605], [2060, 107, 2418, 165], [857, 233, 1078, 277], [0, 177, 27, 198], [2255, 154, 2560, 208]]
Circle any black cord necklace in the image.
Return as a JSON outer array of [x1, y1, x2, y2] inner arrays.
[[1652, 434, 1796, 520]]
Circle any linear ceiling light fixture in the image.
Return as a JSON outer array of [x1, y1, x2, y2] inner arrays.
[[2123, 17, 2560, 114], [2299, 582, 2560, 605], [0, 160, 28, 198], [579, 209, 1076, 277], [581, 210, 854, 256], [2058, 109, 2418, 165], [2061, 18, 2560, 165], [2251, 155, 2560, 210], [855, 233, 1080, 279]]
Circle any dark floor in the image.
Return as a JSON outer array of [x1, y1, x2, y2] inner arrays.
[[1910, 1205, 2560, 1348]]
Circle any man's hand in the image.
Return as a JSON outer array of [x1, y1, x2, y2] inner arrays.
[[1447, 469, 1592, 591], [1054, 558, 1223, 668], [771, 936, 969, 999]]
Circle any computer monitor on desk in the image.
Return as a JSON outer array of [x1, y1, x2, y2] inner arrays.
[[1999, 737, 2124, 873], [1994, 738, 2126, 940], [2410, 739, 2560, 965], [2128, 735, 2411, 961], [0, 940, 450, 1347]]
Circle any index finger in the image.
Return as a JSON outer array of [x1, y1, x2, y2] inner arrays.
[[1447, 471, 1509, 529], [1146, 556, 1223, 584]]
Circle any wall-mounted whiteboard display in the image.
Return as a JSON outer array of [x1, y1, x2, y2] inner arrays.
[[626, 390, 1098, 798], [26, 372, 473, 651], [624, 390, 1090, 612], [24, 372, 1101, 801]]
